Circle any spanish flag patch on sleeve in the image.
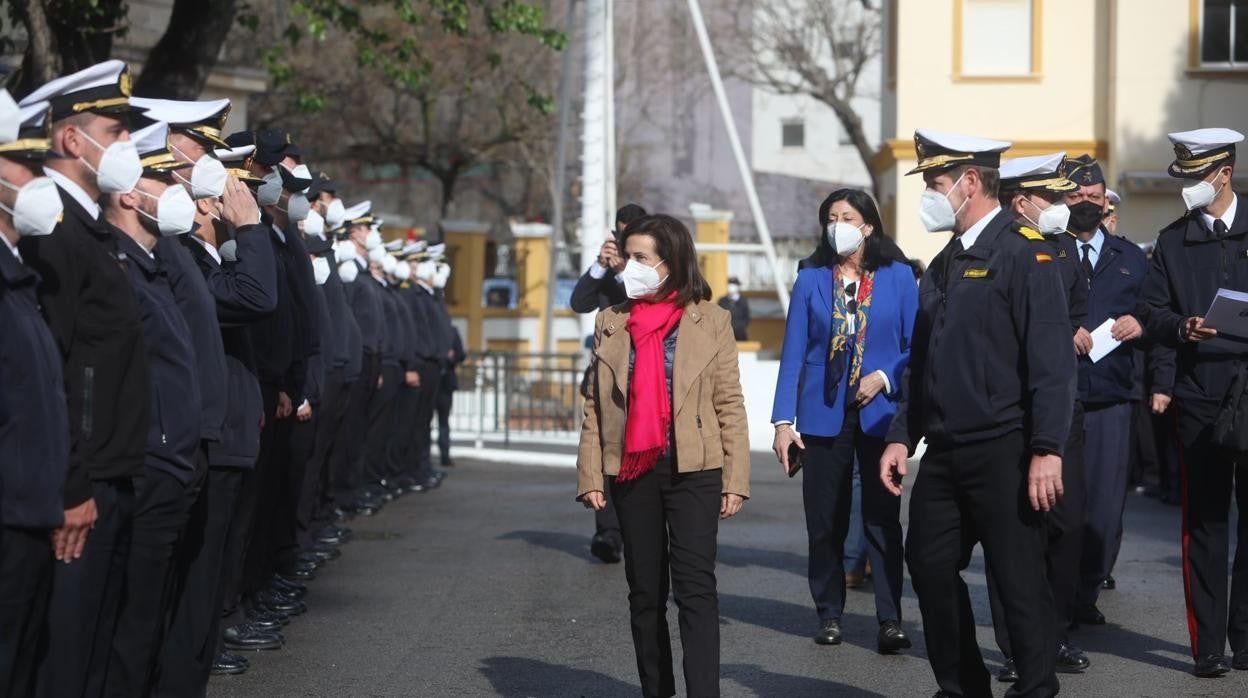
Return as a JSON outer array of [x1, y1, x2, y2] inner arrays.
[[1034, 252, 1053, 263]]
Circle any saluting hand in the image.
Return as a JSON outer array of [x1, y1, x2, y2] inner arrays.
[[219, 174, 261, 228], [581, 490, 607, 511], [1028, 453, 1064, 512], [879, 443, 909, 496]]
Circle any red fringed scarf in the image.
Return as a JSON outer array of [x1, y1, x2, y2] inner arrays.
[[618, 297, 684, 481]]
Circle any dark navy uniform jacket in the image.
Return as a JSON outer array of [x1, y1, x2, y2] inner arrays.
[[158, 235, 227, 445], [0, 244, 69, 528], [114, 229, 202, 484], [1076, 231, 1149, 404], [250, 224, 317, 405], [376, 277, 401, 369], [1046, 231, 1088, 332], [399, 285, 435, 362], [887, 209, 1076, 456], [20, 186, 149, 506], [344, 258, 385, 356], [412, 283, 454, 365], [320, 258, 358, 374], [1138, 195, 1248, 404], [387, 284, 418, 371], [182, 225, 277, 468]]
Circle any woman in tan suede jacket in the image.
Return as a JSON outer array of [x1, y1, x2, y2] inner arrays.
[[577, 214, 749, 698]]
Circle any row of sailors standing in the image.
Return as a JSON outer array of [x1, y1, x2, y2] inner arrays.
[[0, 58, 459, 697]]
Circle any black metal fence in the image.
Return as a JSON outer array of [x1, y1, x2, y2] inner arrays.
[[444, 352, 586, 447]]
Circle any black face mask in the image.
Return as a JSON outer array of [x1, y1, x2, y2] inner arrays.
[[1067, 201, 1104, 233]]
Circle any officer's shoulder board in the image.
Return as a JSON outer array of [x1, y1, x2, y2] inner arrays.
[[1016, 226, 1045, 241]]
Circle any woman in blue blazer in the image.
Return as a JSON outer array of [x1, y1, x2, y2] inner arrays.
[[771, 188, 918, 651]]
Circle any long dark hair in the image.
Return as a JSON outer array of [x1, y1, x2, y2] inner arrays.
[[620, 214, 711, 306], [800, 188, 907, 271]]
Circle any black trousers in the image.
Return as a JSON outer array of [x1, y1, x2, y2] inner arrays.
[[222, 384, 280, 626], [289, 407, 318, 551], [316, 377, 357, 529], [0, 525, 52, 698], [386, 384, 423, 480], [610, 457, 721, 698], [36, 478, 135, 698], [244, 384, 298, 594], [332, 351, 380, 501], [436, 382, 453, 464], [304, 367, 349, 539], [105, 464, 202, 697], [155, 466, 243, 697], [363, 363, 402, 486], [990, 404, 1086, 655], [410, 361, 442, 480], [906, 431, 1058, 698], [802, 408, 903, 624], [1177, 398, 1248, 658]]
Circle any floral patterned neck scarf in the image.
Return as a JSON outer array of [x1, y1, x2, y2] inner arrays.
[[825, 265, 874, 404]]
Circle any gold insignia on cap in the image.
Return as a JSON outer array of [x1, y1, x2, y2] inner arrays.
[[1174, 143, 1194, 160], [285, 132, 292, 145], [119, 68, 132, 97]]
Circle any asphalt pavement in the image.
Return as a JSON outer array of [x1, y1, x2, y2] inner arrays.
[[209, 453, 1245, 697]]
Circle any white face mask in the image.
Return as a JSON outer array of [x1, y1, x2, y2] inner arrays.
[[416, 260, 438, 281], [290, 164, 312, 181], [381, 254, 397, 274], [394, 261, 411, 281], [303, 209, 325, 237], [368, 245, 387, 264], [1024, 199, 1071, 236], [434, 263, 451, 289], [136, 182, 196, 236], [827, 221, 866, 255], [0, 176, 63, 237], [1181, 172, 1226, 211], [256, 169, 282, 206], [620, 257, 667, 300], [334, 239, 357, 263], [338, 259, 359, 283], [171, 145, 227, 200], [919, 171, 969, 233], [281, 190, 311, 222], [311, 256, 331, 285], [219, 239, 238, 262], [77, 129, 142, 194], [365, 229, 382, 250], [727, 283, 740, 297], [325, 199, 346, 229]]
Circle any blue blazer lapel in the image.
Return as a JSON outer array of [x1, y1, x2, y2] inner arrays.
[[815, 266, 833, 314]]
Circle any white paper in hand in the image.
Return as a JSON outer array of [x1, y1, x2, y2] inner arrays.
[[1203, 288, 1248, 338], [1088, 318, 1122, 363]]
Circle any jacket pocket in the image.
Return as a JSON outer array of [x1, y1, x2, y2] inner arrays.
[[82, 365, 95, 439]]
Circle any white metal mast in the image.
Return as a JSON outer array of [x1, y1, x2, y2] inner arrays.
[[579, 0, 612, 341]]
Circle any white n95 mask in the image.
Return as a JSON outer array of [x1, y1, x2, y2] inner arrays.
[[918, 170, 968, 233], [338, 259, 360, 283], [302, 210, 325, 237], [136, 184, 196, 236], [0, 176, 63, 237], [312, 256, 330, 285], [172, 146, 228, 199], [827, 222, 865, 256], [325, 199, 346, 229], [78, 130, 142, 194], [620, 258, 667, 300], [256, 169, 282, 206]]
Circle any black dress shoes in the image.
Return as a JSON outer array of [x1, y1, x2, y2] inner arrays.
[[270, 575, 307, 600], [223, 622, 283, 651], [304, 543, 341, 561], [1194, 653, 1231, 677], [997, 658, 1018, 683], [590, 532, 623, 564], [252, 590, 307, 616], [877, 620, 912, 653], [210, 649, 250, 675], [1101, 575, 1116, 590], [1075, 605, 1106, 625], [1233, 649, 1248, 670], [1056, 643, 1090, 673], [442, 459, 456, 468], [316, 525, 351, 545], [814, 618, 842, 645]]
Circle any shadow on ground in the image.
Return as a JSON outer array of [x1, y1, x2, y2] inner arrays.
[[479, 656, 636, 697]]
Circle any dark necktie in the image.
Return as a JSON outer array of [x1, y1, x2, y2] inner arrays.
[[1214, 219, 1229, 238], [1081, 243, 1094, 282]]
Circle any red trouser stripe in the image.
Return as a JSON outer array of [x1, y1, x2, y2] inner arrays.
[[1176, 406, 1199, 657]]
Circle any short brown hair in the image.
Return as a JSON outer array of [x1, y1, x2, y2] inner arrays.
[[952, 164, 1000, 198]]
